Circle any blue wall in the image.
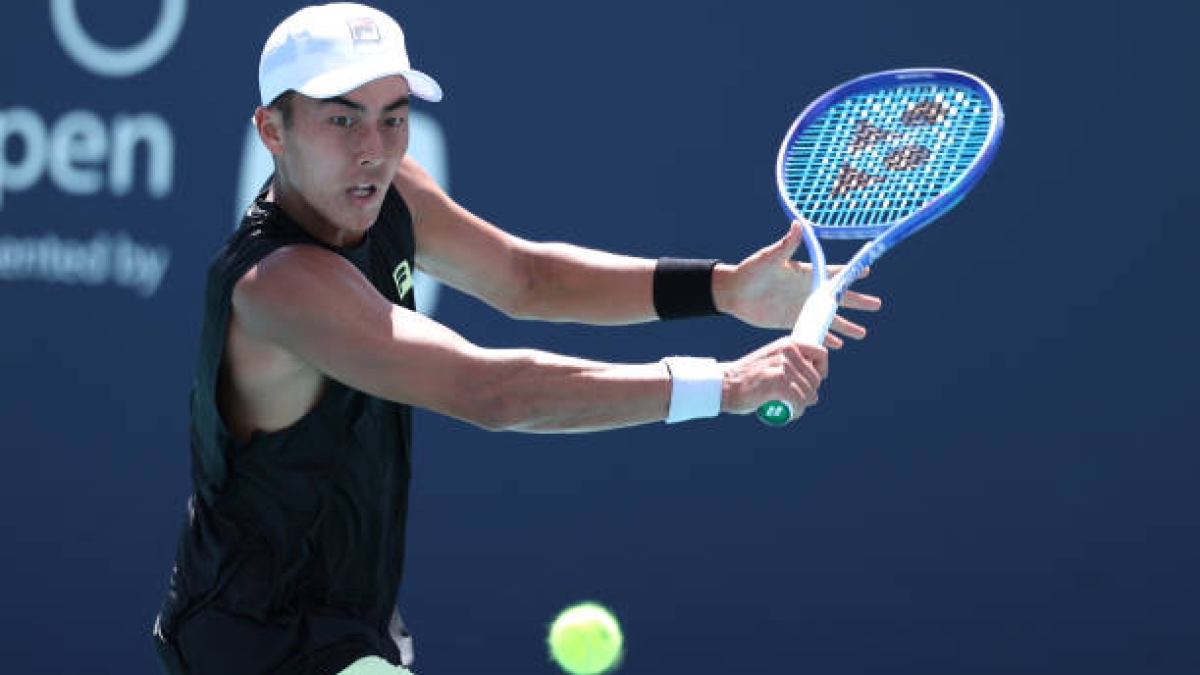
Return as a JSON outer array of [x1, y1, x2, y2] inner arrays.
[[1, 1, 1197, 673]]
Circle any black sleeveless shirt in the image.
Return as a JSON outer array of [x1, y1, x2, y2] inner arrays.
[[154, 185, 417, 675]]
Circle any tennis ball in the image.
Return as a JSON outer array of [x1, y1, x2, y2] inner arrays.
[[547, 602, 624, 675]]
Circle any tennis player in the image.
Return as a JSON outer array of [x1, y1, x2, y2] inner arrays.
[[152, 4, 880, 674]]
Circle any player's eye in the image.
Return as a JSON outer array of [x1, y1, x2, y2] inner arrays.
[[329, 116, 354, 127], [384, 116, 406, 129]]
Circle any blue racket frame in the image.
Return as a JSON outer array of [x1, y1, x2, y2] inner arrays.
[[777, 68, 1004, 237], [756, 68, 1003, 426], [776, 68, 1004, 295]]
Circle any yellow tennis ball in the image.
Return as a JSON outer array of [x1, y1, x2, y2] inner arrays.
[[547, 602, 624, 675]]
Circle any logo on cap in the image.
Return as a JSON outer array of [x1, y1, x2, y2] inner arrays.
[[348, 18, 382, 45]]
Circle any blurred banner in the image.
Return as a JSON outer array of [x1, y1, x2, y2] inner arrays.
[[1, 2, 1196, 674]]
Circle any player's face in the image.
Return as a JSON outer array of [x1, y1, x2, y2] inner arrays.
[[271, 75, 411, 245]]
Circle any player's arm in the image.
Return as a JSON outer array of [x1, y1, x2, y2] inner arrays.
[[394, 157, 879, 344], [232, 244, 826, 432], [394, 156, 657, 325]]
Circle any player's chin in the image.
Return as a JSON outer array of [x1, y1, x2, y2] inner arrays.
[[339, 193, 385, 228]]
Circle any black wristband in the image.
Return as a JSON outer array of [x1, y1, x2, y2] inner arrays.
[[653, 258, 720, 320]]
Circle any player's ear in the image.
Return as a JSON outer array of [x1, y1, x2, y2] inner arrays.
[[255, 106, 285, 155]]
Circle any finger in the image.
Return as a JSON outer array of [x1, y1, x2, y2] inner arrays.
[[790, 368, 821, 406], [827, 264, 872, 280], [785, 260, 818, 292], [776, 220, 805, 261], [839, 289, 882, 312], [823, 332, 845, 350], [790, 384, 817, 409], [797, 344, 829, 378], [788, 344, 828, 383], [786, 259, 813, 275], [830, 314, 867, 340], [784, 363, 820, 407]]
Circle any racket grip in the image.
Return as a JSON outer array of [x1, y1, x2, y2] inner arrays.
[[790, 289, 838, 346], [756, 289, 838, 427]]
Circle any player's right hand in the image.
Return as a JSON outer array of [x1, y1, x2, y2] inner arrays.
[[721, 337, 828, 416]]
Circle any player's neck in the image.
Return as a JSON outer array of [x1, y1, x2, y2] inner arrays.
[[267, 177, 366, 249]]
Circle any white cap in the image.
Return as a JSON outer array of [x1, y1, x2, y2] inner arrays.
[[258, 3, 443, 106]]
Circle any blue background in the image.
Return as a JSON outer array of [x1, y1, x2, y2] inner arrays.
[[1, 1, 1197, 673]]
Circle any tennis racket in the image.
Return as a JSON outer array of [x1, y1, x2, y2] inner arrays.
[[756, 68, 1004, 426]]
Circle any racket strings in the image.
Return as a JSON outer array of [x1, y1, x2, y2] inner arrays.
[[782, 83, 994, 232]]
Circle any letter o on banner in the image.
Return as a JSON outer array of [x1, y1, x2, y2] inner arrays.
[[50, 0, 188, 78]]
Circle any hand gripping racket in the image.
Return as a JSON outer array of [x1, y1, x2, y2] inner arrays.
[[756, 68, 1004, 426]]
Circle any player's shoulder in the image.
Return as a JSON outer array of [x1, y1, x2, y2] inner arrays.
[[393, 155, 437, 190], [392, 155, 450, 211], [234, 243, 362, 308]]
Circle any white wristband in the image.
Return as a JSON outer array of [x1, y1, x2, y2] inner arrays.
[[662, 356, 723, 424]]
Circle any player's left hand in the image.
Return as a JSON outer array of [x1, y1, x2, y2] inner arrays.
[[714, 221, 882, 349]]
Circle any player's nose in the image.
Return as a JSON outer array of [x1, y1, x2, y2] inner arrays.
[[356, 126, 385, 167]]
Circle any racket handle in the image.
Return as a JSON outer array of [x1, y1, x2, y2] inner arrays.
[[790, 289, 838, 345], [756, 289, 838, 427]]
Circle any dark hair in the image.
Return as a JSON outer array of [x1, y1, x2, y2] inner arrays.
[[269, 90, 297, 129]]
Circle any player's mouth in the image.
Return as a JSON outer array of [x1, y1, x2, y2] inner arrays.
[[349, 183, 379, 199]]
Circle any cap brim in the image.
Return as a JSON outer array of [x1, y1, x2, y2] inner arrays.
[[400, 70, 442, 102], [295, 61, 443, 103]]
